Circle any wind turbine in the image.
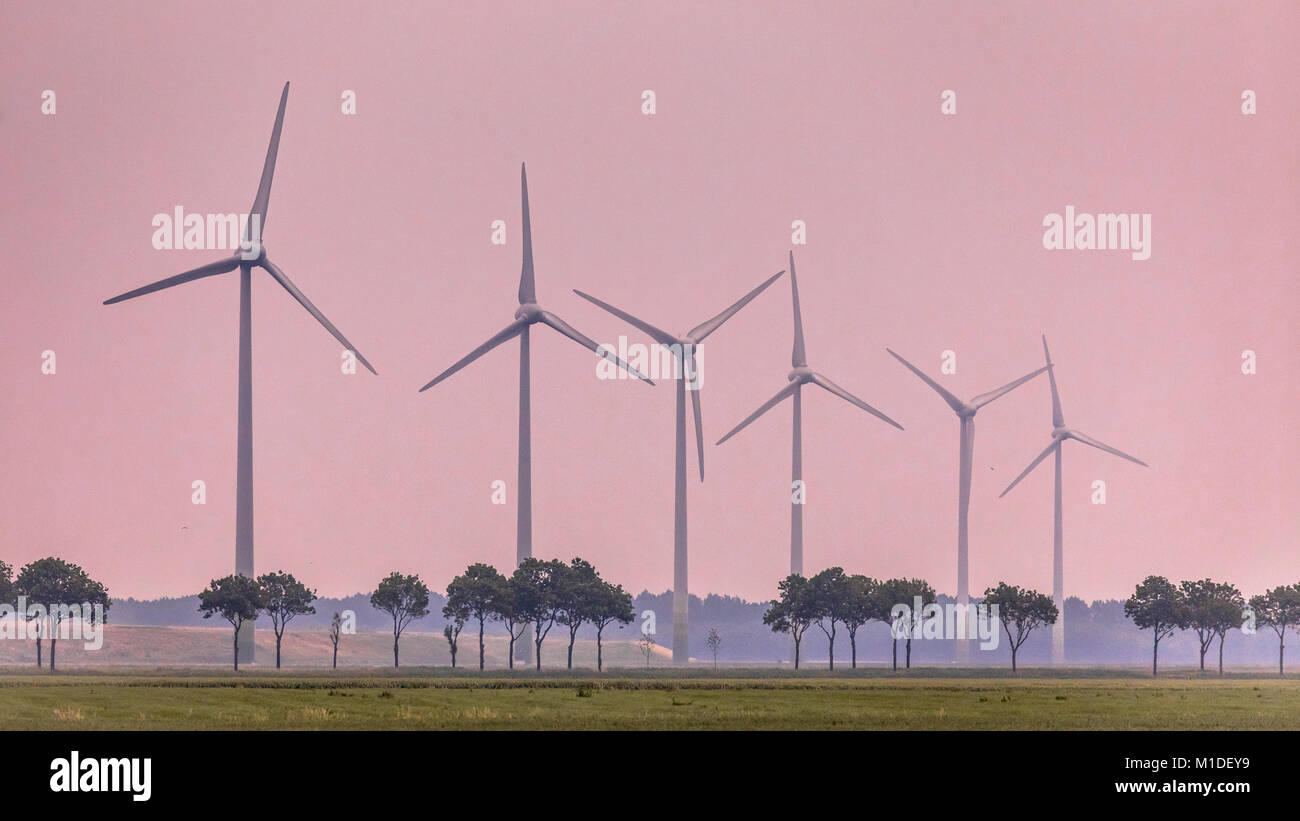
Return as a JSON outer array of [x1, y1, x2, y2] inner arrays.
[[417, 163, 651, 665], [885, 348, 1047, 664], [104, 83, 377, 663], [717, 251, 903, 610], [573, 269, 785, 663], [999, 335, 1148, 664]]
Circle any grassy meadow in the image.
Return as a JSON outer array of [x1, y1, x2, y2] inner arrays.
[[1, 668, 1297, 730]]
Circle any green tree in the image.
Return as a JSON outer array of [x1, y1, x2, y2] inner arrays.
[[370, 572, 430, 668], [763, 574, 816, 669], [443, 619, 464, 667], [488, 577, 530, 670], [555, 558, 600, 670], [840, 574, 878, 670], [705, 626, 722, 670], [257, 571, 316, 669], [1249, 584, 1300, 676], [588, 580, 634, 672], [1179, 579, 1241, 673], [16, 557, 111, 670], [512, 557, 566, 670], [1124, 575, 1185, 676], [982, 582, 1058, 672], [328, 612, 342, 669], [198, 574, 265, 671], [808, 567, 853, 670], [0, 560, 14, 605], [444, 563, 507, 671], [875, 577, 935, 670]]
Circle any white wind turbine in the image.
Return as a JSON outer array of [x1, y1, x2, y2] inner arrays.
[[885, 348, 1047, 663], [573, 270, 785, 663], [104, 83, 377, 663], [1000, 336, 1148, 664], [717, 251, 903, 599], [417, 163, 651, 665]]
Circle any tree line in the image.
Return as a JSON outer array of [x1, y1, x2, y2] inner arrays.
[[195, 556, 635, 671], [0, 558, 111, 670], [762, 568, 1059, 671], [1124, 576, 1300, 676]]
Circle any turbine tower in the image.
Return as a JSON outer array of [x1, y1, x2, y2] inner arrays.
[[573, 270, 785, 663], [999, 335, 1148, 664], [417, 163, 651, 665], [885, 348, 1047, 664], [717, 251, 902, 654], [104, 83, 377, 663]]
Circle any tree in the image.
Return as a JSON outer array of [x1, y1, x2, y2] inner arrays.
[[16, 558, 111, 670], [198, 574, 265, 671], [705, 627, 722, 670], [328, 612, 342, 669], [763, 574, 816, 669], [257, 571, 316, 669], [511, 557, 566, 670], [840, 574, 878, 669], [445, 563, 507, 671], [1179, 579, 1242, 673], [0, 560, 13, 606], [1124, 576, 1185, 676], [638, 634, 657, 667], [983, 582, 1058, 672], [589, 580, 634, 672], [443, 619, 464, 668], [808, 567, 853, 670], [875, 577, 935, 670], [1249, 584, 1300, 676], [488, 577, 530, 670], [555, 558, 599, 670], [370, 572, 430, 668]]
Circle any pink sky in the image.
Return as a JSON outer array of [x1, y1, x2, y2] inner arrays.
[[1, 1, 1296, 604]]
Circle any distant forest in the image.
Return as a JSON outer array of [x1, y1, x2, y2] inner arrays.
[[107, 590, 1284, 667]]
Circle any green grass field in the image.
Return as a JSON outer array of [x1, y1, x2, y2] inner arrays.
[[1, 668, 1297, 729]]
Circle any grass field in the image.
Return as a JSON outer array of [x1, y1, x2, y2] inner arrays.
[[1, 668, 1297, 730]]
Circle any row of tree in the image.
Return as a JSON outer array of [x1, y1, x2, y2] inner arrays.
[[0, 558, 111, 670], [1124, 577, 1300, 676], [196, 557, 636, 671], [762, 568, 1059, 671]]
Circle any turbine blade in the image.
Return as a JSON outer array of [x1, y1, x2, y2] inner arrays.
[[811, 373, 904, 430], [418, 319, 525, 391], [689, 363, 704, 481], [103, 256, 241, 304], [688, 270, 785, 342], [999, 440, 1058, 498], [245, 82, 290, 244], [789, 251, 807, 367], [716, 381, 799, 445], [518, 163, 536, 304], [1068, 430, 1148, 467], [572, 289, 677, 346], [885, 348, 965, 414], [540, 310, 654, 384], [1043, 335, 1064, 427], [971, 365, 1050, 409], [260, 258, 377, 375]]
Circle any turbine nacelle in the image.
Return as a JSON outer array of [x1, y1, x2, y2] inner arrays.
[[514, 302, 544, 323], [1053, 426, 1071, 440], [787, 365, 814, 383], [241, 240, 266, 264]]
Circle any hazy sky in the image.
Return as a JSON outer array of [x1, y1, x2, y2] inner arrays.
[[1, 1, 1296, 603]]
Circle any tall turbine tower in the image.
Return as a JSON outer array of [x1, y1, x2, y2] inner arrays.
[[104, 84, 378, 663], [573, 270, 785, 663], [885, 348, 1047, 664], [999, 336, 1148, 664], [417, 164, 651, 665], [717, 252, 902, 634]]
